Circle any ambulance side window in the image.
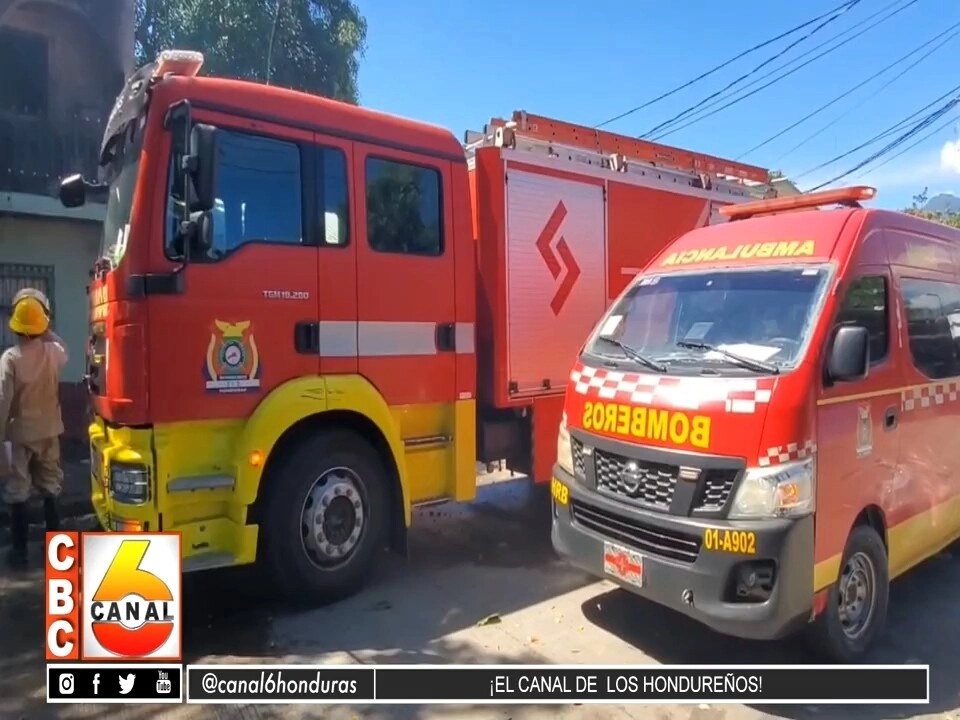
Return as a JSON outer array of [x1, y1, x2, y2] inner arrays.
[[900, 278, 960, 380], [835, 276, 889, 365]]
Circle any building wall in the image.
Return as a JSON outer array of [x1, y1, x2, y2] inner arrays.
[[0, 215, 98, 381], [2, 3, 122, 123], [0, 0, 133, 443], [0, 214, 99, 441]]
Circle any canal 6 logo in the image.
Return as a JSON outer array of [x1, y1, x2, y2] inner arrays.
[[82, 533, 183, 661]]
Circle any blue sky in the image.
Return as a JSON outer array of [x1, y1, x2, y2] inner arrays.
[[358, 0, 960, 210]]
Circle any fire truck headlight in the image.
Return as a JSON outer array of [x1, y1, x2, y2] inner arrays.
[[557, 413, 574, 476], [729, 458, 815, 519], [109, 462, 150, 505]]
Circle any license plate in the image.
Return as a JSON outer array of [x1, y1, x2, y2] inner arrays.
[[603, 542, 644, 588]]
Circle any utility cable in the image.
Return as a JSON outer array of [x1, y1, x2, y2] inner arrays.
[[646, 0, 914, 140], [851, 112, 959, 183], [738, 19, 960, 160], [808, 98, 960, 190], [639, 0, 861, 139], [594, 0, 861, 129], [774, 23, 960, 163], [793, 81, 960, 181], [647, 0, 921, 142]]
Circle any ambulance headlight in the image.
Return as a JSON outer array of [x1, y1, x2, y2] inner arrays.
[[729, 458, 815, 519], [557, 413, 574, 476], [110, 463, 150, 504]]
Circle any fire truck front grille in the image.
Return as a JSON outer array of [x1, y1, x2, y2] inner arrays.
[[570, 499, 701, 564], [594, 449, 677, 511]]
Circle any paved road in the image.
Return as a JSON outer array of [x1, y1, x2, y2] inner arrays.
[[2, 475, 958, 720]]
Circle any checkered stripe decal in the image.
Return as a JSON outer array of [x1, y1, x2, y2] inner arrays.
[[901, 381, 960, 412], [758, 440, 817, 468], [570, 363, 775, 414]]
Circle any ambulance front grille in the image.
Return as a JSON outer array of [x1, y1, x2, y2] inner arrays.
[[570, 499, 701, 564], [698, 471, 738, 512], [589, 445, 739, 514], [594, 449, 678, 511], [571, 438, 585, 477]]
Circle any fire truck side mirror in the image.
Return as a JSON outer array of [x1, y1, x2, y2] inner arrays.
[[188, 123, 218, 213], [827, 325, 869, 383]]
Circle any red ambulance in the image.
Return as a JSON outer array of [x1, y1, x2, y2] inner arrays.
[[551, 185, 960, 660]]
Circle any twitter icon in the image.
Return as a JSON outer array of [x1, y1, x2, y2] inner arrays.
[[118, 673, 136, 695]]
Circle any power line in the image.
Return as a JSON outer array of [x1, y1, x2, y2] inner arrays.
[[639, 0, 861, 139], [774, 23, 960, 163], [793, 81, 960, 181], [594, 0, 860, 129], [851, 112, 959, 183], [737, 20, 960, 160], [646, 0, 921, 142], [808, 98, 960, 190], [649, 0, 918, 141]]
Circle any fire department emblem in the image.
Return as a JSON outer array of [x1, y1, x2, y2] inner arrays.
[[203, 320, 262, 394]]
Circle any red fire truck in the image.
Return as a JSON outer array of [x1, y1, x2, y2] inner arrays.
[[60, 49, 773, 601]]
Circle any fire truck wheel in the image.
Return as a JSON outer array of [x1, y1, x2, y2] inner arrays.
[[261, 430, 389, 603], [808, 525, 889, 662]]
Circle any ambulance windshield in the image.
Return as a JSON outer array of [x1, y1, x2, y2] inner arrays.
[[584, 265, 832, 373]]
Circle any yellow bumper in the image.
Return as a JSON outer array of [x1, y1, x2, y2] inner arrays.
[[88, 416, 258, 571]]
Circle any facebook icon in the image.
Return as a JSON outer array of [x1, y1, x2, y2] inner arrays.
[[92, 673, 100, 695]]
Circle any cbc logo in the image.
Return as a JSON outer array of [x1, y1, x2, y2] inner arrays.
[[58, 673, 75, 695], [83, 534, 183, 659]]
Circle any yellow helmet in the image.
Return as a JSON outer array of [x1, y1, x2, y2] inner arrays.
[[9, 296, 50, 336], [12, 287, 50, 314]]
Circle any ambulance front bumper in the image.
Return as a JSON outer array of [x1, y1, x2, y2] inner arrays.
[[551, 466, 814, 641]]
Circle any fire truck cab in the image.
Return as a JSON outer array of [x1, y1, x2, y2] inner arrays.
[[552, 186, 960, 660]]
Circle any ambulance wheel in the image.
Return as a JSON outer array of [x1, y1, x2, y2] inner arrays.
[[261, 430, 389, 603], [807, 525, 889, 662]]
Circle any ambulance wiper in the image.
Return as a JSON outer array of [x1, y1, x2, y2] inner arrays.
[[675, 341, 780, 375], [596, 336, 667, 373]]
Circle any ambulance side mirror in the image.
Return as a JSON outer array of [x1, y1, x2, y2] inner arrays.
[[827, 325, 869, 382]]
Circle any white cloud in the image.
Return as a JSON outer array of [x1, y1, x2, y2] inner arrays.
[[941, 140, 960, 174]]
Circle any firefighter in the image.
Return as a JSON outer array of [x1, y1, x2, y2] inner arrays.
[[0, 293, 68, 568]]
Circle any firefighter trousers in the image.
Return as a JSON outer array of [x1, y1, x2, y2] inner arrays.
[[2, 436, 63, 505]]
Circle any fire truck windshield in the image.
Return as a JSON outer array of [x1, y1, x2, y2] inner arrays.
[[100, 156, 140, 268], [583, 264, 834, 374]]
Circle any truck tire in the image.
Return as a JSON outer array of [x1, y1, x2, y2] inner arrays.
[[260, 430, 390, 603], [807, 525, 889, 661]]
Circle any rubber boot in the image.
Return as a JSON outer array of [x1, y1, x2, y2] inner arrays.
[[6, 502, 28, 569], [43, 495, 60, 532]]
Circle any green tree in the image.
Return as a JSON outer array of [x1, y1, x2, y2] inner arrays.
[[135, 0, 367, 103], [904, 186, 960, 229]]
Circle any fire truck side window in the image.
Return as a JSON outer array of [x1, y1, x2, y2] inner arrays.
[[834, 276, 889, 365], [320, 146, 349, 246], [165, 129, 305, 261], [213, 131, 303, 256], [900, 278, 960, 380], [365, 156, 443, 256]]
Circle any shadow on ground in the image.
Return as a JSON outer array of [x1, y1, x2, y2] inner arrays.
[[1, 478, 602, 720], [581, 543, 960, 720]]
